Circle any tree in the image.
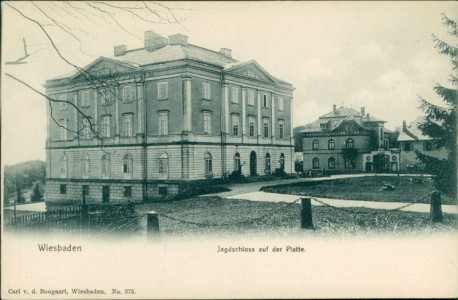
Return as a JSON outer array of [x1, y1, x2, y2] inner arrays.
[[417, 14, 457, 197], [16, 187, 25, 204], [4, 2, 182, 147], [31, 182, 44, 202]]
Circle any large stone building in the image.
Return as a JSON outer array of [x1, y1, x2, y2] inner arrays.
[[300, 105, 399, 173], [44, 31, 295, 204], [397, 117, 447, 172]]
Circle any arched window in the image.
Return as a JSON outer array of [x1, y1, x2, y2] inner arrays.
[[265, 153, 271, 175], [312, 157, 320, 169], [346, 138, 354, 149], [328, 157, 336, 169], [101, 154, 110, 177], [312, 140, 319, 150], [328, 139, 335, 150], [159, 152, 169, 179], [279, 153, 285, 171], [123, 154, 133, 174], [234, 153, 241, 172], [82, 153, 90, 177], [205, 152, 213, 177], [60, 155, 67, 177]]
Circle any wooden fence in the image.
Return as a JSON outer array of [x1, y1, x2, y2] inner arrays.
[[4, 203, 139, 235]]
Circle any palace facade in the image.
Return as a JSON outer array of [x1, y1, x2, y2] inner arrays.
[[44, 31, 295, 204]]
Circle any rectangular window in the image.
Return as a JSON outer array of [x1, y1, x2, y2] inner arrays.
[[232, 114, 240, 136], [101, 116, 111, 138], [231, 87, 239, 103], [59, 119, 68, 141], [81, 118, 91, 139], [202, 83, 211, 100], [158, 187, 168, 196], [247, 90, 255, 106], [279, 121, 284, 139], [58, 94, 68, 110], [263, 94, 268, 108], [81, 91, 90, 107], [249, 116, 255, 137], [404, 142, 412, 152], [60, 184, 67, 194], [123, 114, 133, 137], [158, 112, 168, 135], [102, 186, 110, 202], [424, 141, 433, 151], [123, 186, 132, 197], [101, 90, 113, 105], [123, 85, 135, 103], [263, 119, 269, 138], [313, 159, 320, 169], [82, 185, 89, 196], [278, 97, 284, 111], [203, 112, 212, 135], [159, 157, 168, 176], [158, 82, 168, 100]]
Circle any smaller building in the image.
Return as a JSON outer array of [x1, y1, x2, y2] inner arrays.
[[300, 105, 399, 173], [397, 117, 447, 172]]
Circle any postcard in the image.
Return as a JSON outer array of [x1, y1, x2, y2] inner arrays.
[[2, 1, 457, 299]]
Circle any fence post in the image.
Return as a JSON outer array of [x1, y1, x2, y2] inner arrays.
[[301, 197, 314, 229], [147, 211, 160, 240], [430, 191, 443, 223]]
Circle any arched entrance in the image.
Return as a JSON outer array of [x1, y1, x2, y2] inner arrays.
[[250, 151, 257, 176], [373, 154, 390, 173], [279, 153, 285, 171], [265, 153, 271, 175]]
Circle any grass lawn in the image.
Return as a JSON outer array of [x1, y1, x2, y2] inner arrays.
[[135, 196, 457, 237], [260, 175, 457, 204]]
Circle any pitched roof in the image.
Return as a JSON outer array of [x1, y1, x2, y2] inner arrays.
[[398, 116, 432, 141], [114, 43, 237, 67], [47, 32, 293, 89], [49, 57, 139, 81], [300, 106, 386, 133], [320, 107, 360, 119]]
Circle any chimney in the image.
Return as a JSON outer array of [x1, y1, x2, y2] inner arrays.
[[114, 45, 127, 56], [361, 107, 365, 116], [169, 34, 188, 45], [402, 120, 407, 131], [220, 48, 232, 58], [144, 31, 168, 51], [333, 104, 337, 112], [366, 113, 370, 120]]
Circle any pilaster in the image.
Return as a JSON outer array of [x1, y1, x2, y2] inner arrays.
[[241, 87, 247, 141], [136, 83, 144, 134]]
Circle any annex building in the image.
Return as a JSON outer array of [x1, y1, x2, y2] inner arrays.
[[397, 117, 447, 172], [300, 105, 399, 173], [44, 31, 295, 204]]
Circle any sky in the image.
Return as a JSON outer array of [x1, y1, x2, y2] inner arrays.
[[2, 1, 457, 165]]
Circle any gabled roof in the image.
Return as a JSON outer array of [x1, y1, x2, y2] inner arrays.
[[300, 106, 387, 134], [224, 60, 284, 83], [320, 107, 360, 119], [47, 33, 292, 88], [398, 116, 433, 141], [48, 57, 139, 81]]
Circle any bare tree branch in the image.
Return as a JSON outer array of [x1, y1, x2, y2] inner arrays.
[[4, 1, 183, 149]]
